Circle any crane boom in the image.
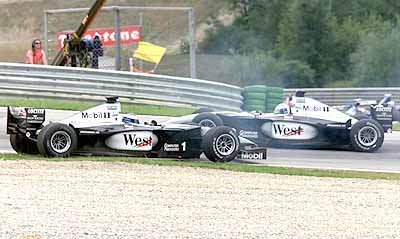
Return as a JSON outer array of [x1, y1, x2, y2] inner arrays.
[[52, 0, 106, 66]]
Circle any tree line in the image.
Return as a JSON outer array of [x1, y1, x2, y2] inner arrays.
[[199, 0, 400, 88]]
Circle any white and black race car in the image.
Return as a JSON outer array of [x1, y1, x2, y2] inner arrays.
[[6, 97, 266, 162], [166, 92, 385, 152], [333, 94, 394, 133]]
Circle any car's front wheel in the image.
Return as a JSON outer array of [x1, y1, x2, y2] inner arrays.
[[202, 126, 239, 162], [350, 119, 384, 152], [37, 123, 77, 157]]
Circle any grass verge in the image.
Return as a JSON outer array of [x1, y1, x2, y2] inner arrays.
[[0, 98, 194, 116], [393, 122, 400, 131], [1, 153, 399, 180]]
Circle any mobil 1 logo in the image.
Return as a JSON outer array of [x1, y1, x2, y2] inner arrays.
[[239, 148, 268, 160]]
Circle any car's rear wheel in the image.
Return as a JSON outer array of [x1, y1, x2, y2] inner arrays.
[[202, 126, 239, 162], [350, 119, 384, 152], [192, 112, 223, 128], [9, 133, 38, 154], [37, 123, 77, 157], [192, 107, 214, 114]]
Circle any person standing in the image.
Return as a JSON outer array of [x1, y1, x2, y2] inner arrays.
[[25, 39, 48, 65], [92, 35, 103, 69]]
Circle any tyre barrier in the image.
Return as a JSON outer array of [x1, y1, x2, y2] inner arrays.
[[242, 85, 267, 112], [242, 92, 268, 101], [242, 85, 284, 112], [242, 85, 268, 93]]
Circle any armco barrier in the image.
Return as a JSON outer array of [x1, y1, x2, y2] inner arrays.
[[1, 62, 400, 112], [0, 63, 243, 111]]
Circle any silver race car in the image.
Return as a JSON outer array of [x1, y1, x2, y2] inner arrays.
[[166, 91, 385, 152], [7, 97, 267, 162]]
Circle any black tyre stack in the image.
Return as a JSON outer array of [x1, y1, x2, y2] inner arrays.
[[242, 85, 284, 113]]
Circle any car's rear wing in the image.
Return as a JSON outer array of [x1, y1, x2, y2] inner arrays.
[[7, 106, 46, 135], [370, 105, 393, 132]]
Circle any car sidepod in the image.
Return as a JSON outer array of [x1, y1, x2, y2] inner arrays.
[[153, 126, 203, 159], [219, 114, 352, 149], [217, 114, 268, 146], [261, 120, 348, 149]]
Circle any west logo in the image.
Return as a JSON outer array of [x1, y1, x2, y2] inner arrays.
[[82, 112, 111, 119], [273, 124, 304, 136], [123, 134, 152, 147]]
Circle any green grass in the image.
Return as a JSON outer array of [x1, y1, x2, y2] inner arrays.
[[0, 98, 194, 116], [393, 122, 400, 131], [1, 153, 400, 180]]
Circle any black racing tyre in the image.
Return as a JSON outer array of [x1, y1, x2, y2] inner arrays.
[[9, 134, 22, 153], [9, 133, 38, 154], [193, 107, 214, 114], [350, 119, 384, 152], [202, 126, 240, 163], [37, 123, 78, 157], [243, 85, 268, 93], [192, 112, 223, 128]]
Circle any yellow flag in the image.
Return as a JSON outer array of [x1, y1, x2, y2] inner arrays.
[[133, 41, 166, 64]]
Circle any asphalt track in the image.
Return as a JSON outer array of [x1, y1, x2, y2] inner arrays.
[[1, 107, 399, 173]]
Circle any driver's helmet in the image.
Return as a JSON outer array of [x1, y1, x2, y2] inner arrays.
[[274, 103, 289, 114]]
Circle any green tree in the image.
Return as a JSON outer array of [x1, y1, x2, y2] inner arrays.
[[329, 17, 362, 82], [233, 0, 292, 49], [228, 53, 314, 87], [201, 0, 292, 54], [332, 0, 400, 24], [276, 0, 335, 86], [325, 14, 392, 86], [199, 19, 266, 55], [199, 0, 400, 87], [351, 24, 400, 87]]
